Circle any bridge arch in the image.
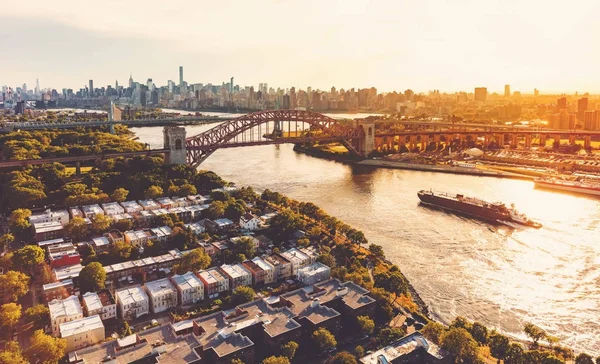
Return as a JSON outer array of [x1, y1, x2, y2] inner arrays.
[[185, 109, 365, 166]]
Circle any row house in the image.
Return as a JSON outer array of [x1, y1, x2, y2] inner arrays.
[[297, 262, 331, 286], [280, 248, 312, 276], [107, 230, 124, 244], [172, 197, 191, 207], [49, 247, 81, 268], [49, 295, 84, 337], [230, 236, 260, 250], [220, 264, 252, 290], [33, 221, 64, 242], [111, 213, 133, 222], [198, 267, 230, 299], [69, 207, 85, 219], [81, 204, 104, 219], [138, 199, 161, 211], [264, 254, 293, 281], [254, 235, 274, 250], [101, 202, 124, 216], [150, 226, 171, 243], [90, 237, 110, 253], [42, 279, 74, 303], [156, 197, 175, 209], [103, 249, 184, 281], [115, 285, 149, 320], [124, 230, 151, 247], [145, 278, 178, 313], [29, 209, 70, 226], [205, 218, 236, 234], [242, 257, 275, 286], [53, 264, 84, 282], [199, 242, 217, 259], [82, 290, 117, 321], [211, 241, 230, 261], [167, 206, 192, 221], [37, 238, 65, 248], [186, 194, 207, 205], [172, 272, 204, 305], [121, 200, 143, 214], [186, 221, 206, 236], [60, 315, 105, 353]]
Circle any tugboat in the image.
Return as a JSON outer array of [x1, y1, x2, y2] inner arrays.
[[417, 190, 542, 228]]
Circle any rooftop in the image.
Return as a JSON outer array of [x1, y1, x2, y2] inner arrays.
[[81, 204, 104, 214], [37, 238, 65, 247], [172, 272, 203, 291], [54, 264, 84, 281], [83, 290, 115, 312], [359, 332, 446, 363], [213, 218, 234, 227], [91, 236, 110, 247], [198, 267, 228, 285], [43, 279, 73, 292], [264, 254, 291, 266], [280, 248, 310, 263], [33, 220, 63, 233], [298, 262, 330, 277], [220, 264, 251, 280], [145, 278, 177, 298], [49, 295, 83, 319], [116, 286, 148, 306], [60, 315, 104, 338]]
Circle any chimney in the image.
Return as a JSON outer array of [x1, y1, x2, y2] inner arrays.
[[310, 298, 320, 308]]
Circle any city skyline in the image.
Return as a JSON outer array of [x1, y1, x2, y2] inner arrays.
[[3, 0, 600, 93]]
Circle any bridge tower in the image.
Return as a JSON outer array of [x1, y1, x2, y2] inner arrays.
[[108, 100, 116, 134], [163, 126, 187, 165], [354, 120, 375, 157]]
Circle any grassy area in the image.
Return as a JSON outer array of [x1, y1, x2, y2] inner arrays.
[[64, 166, 93, 176]]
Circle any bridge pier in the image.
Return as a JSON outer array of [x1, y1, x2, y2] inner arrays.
[[75, 161, 81, 176], [354, 120, 375, 157], [511, 134, 518, 148], [569, 134, 576, 145], [539, 134, 547, 147], [584, 136, 591, 149], [525, 135, 532, 148], [164, 126, 187, 165]]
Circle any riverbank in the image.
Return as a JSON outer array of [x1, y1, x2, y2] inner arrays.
[[358, 159, 533, 180]]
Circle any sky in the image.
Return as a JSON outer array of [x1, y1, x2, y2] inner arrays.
[[2, 0, 600, 94]]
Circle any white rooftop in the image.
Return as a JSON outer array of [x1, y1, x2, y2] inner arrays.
[[220, 264, 251, 280], [145, 278, 176, 298], [198, 268, 226, 285], [33, 221, 63, 233], [251, 256, 275, 271], [298, 262, 330, 277], [91, 237, 110, 247], [116, 286, 148, 306], [281, 248, 310, 263], [172, 272, 203, 291], [54, 264, 84, 281], [49, 295, 83, 320], [60, 315, 104, 338]]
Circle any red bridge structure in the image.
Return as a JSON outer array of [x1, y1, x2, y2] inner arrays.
[[183, 109, 373, 167]]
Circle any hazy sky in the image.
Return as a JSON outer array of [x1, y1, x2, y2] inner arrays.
[[2, 0, 600, 93]]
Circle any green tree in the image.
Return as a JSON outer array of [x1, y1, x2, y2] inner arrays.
[[120, 321, 133, 337], [24, 329, 67, 364], [368, 244, 385, 259], [110, 188, 129, 202], [172, 248, 211, 274], [24, 304, 50, 330], [225, 202, 246, 220], [0, 270, 30, 301], [312, 327, 337, 351], [230, 286, 256, 306], [318, 252, 336, 268], [0, 233, 15, 252], [376, 327, 406, 346], [469, 321, 489, 345], [64, 216, 90, 241], [270, 209, 305, 240], [112, 219, 133, 232], [0, 341, 28, 364], [422, 321, 446, 344], [262, 356, 290, 364], [210, 190, 230, 202], [0, 303, 22, 333], [505, 343, 525, 364], [439, 327, 478, 363], [12, 245, 45, 273], [488, 332, 510, 360], [354, 345, 365, 358], [91, 214, 112, 235], [232, 236, 256, 259], [144, 185, 163, 199], [206, 201, 226, 219], [79, 262, 106, 294], [576, 354, 594, 364], [178, 183, 197, 196], [523, 323, 547, 346], [8, 209, 32, 239], [595, 357, 600, 364], [357, 315, 375, 335], [329, 351, 358, 364], [450, 316, 472, 331], [109, 240, 133, 261], [281, 341, 298, 360]]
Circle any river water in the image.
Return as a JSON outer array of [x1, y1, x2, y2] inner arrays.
[[130, 116, 600, 355]]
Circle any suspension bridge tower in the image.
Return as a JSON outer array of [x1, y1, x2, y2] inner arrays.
[[163, 126, 187, 165]]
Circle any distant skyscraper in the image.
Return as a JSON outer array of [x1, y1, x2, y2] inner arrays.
[[115, 80, 119, 90], [129, 74, 134, 88], [89, 80, 94, 97], [230, 77, 234, 94], [534, 88, 539, 97], [504, 85, 511, 98], [179, 66, 184, 86], [577, 97, 588, 121], [35, 78, 40, 94], [557, 97, 567, 111], [474, 87, 487, 102]]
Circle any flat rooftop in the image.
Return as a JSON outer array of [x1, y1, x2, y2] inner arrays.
[[359, 332, 446, 363], [298, 262, 330, 277], [49, 295, 82, 319], [264, 254, 290, 266], [60, 315, 104, 338], [172, 272, 203, 291], [250, 257, 274, 272], [198, 267, 228, 285], [220, 264, 251, 280], [116, 286, 148, 306], [54, 264, 84, 281], [145, 278, 176, 298], [74, 324, 201, 363], [33, 221, 63, 233], [280, 248, 310, 263], [83, 291, 114, 312]]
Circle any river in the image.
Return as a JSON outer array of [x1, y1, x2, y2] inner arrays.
[[130, 117, 600, 355]]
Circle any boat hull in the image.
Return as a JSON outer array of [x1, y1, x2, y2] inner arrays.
[[534, 180, 600, 196], [417, 192, 511, 223]]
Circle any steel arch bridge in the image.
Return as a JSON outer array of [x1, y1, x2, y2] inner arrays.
[[185, 109, 366, 166]]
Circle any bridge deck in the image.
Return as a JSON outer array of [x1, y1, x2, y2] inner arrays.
[[0, 149, 169, 168]]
